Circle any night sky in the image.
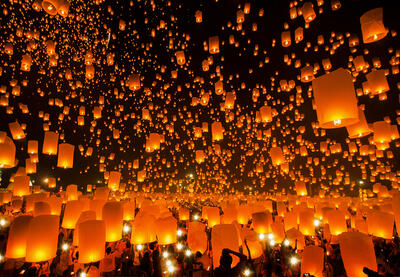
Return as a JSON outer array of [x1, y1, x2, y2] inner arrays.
[[1, 0, 400, 196]]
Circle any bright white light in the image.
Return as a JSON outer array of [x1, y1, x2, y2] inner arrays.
[[167, 265, 175, 273], [62, 243, 69, 251], [185, 249, 192, 257], [0, 254, 3, 262], [177, 229, 183, 237], [166, 260, 172, 266], [258, 233, 265, 240], [163, 251, 169, 258], [80, 273, 87, 277], [177, 243, 183, 250], [123, 225, 131, 233], [283, 239, 290, 246], [269, 240, 276, 246], [333, 119, 342, 126], [243, 268, 251, 276], [136, 244, 143, 251], [189, 173, 194, 178], [267, 233, 274, 240], [290, 256, 299, 265], [0, 219, 6, 227], [193, 214, 199, 221], [314, 219, 320, 227]]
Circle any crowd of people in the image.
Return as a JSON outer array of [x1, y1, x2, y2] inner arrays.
[[1, 200, 400, 277]]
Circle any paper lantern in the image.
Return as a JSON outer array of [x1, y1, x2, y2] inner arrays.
[[94, 187, 109, 200], [57, 143, 74, 168], [66, 184, 78, 201], [281, 31, 291, 47], [128, 74, 141, 90], [6, 215, 33, 258], [284, 211, 298, 231], [366, 70, 389, 95], [326, 210, 347, 235], [155, 216, 177, 245], [270, 221, 286, 243], [26, 215, 59, 262], [346, 108, 372, 138], [301, 246, 324, 277], [89, 199, 106, 219], [211, 122, 224, 141], [242, 229, 263, 259], [33, 201, 51, 217], [122, 201, 135, 221], [179, 207, 190, 221], [131, 213, 157, 244], [312, 68, 359, 129], [78, 220, 106, 264], [175, 51, 186, 65], [48, 196, 62, 215], [42, 131, 59, 155], [252, 212, 271, 234], [62, 200, 83, 229], [208, 36, 219, 54], [270, 147, 284, 166], [295, 181, 308, 196], [102, 201, 123, 242], [222, 207, 238, 224], [339, 232, 377, 277], [211, 224, 240, 268], [302, 2, 316, 23], [207, 207, 220, 228], [360, 8, 388, 43], [0, 136, 16, 168], [299, 210, 315, 236], [21, 54, 32, 71], [27, 140, 38, 154], [73, 210, 97, 246], [108, 171, 121, 191], [366, 211, 394, 239], [8, 122, 25, 140], [260, 105, 272, 123], [13, 175, 30, 197], [187, 222, 207, 253], [372, 121, 392, 144]]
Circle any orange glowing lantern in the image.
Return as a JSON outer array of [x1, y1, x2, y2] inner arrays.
[[6, 215, 33, 259], [301, 245, 324, 277], [102, 201, 123, 242], [360, 8, 388, 43], [42, 131, 59, 155], [57, 143, 74, 169], [155, 216, 177, 245], [211, 224, 240, 268], [13, 175, 30, 197], [0, 136, 16, 168], [131, 213, 157, 244], [366, 211, 394, 239], [108, 171, 121, 191], [252, 212, 271, 234], [62, 200, 83, 229], [78, 220, 106, 264], [26, 215, 59, 262]]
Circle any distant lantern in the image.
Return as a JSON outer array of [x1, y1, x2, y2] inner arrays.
[[78, 220, 106, 264], [360, 8, 388, 43], [27, 140, 38, 154], [366, 70, 389, 95], [9, 122, 25, 140], [102, 201, 123, 242], [372, 121, 391, 144], [346, 108, 372, 138], [312, 68, 359, 129], [26, 215, 59, 262], [155, 216, 177, 245], [300, 66, 314, 82], [0, 136, 16, 168], [295, 181, 308, 196], [326, 210, 347, 235], [195, 10, 202, 23], [212, 122, 224, 141], [108, 171, 121, 191], [209, 36, 220, 54], [6, 215, 33, 259], [302, 2, 316, 23], [21, 54, 32, 71], [281, 31, 291, 47], [128, 74, 141, 90], [260, 105, 272, 123], [301, 246, 324, 277], [339, 232, 377, 277], [85, 65, 95, 79], [252, 212, 272, 234], [175, 51, 186, 65], [57, 143, 74, 169], [195, 150, 206, 164], [270, 147, 284, 166], [215, 80, 223, 95], [43, 131, 59, 155], [42, 0, 63, 15], [299, 210, 315, 236]]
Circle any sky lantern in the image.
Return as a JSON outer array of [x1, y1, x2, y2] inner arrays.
[[0, 136, 16, 168], [252, 211, 271, 234], [78, 220, 106, 264], [326, 209, 347, 235], [270, 221, 286, 243], [131, 213, 157, 244], [299, 210, 315, 236], [108, 171, 121, 191], [260, 105, 272, 123], [73, 210, 97, 246], [6, 215, 33, 259], [195, 150, 206, 164], [212, 121, 224, 141], [188, 222, 207, 253], [66, 184, 78, 201], [302, 2, 316, 23], [270, 147, 284, 166], [195, 10, 202, 23], [13, 175, 30, 197], [242, 229, 263, 259], [360, 8, 388, 43], [9, 122, 25, 140], [366, 211, 394, 239], [346, 108, 372, 138], [281, 31, 291, 47], [312, 68, 359, 128], [301, 245, 324, 277], [339, 232, 377, 277], [295, 181, 308, 196], [42, 131, 59, 155], [33, 201, 51, 217], [122, 201, 135, 221], [208, 36, 220, 54], [175, 51, 186, 65], [62, 200, 83, 229], [211, 224, 240, 268], [207, 206, 221, 228], [155, 216, 177, 245], [102, 201, 123, 242], [21, 54, 32, 71], [57, 143, 74, 169], [222, 207, 238, 224], [26, 215, 59, 262], [27, 140, 38, 154], [372, 121, 392, 144], [366, 70, 389, 95]]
